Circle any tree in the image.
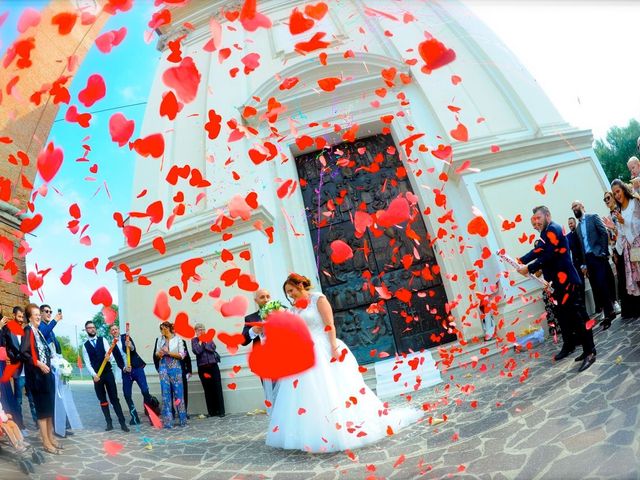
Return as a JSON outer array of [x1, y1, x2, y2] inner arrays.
[[594, 119, 640, 183], [79, 304, 119, 344], [57, 335, 77, 365]]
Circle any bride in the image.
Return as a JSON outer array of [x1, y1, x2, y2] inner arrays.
[[266, 273, 422, 453]]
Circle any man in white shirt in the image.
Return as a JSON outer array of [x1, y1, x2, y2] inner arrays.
[[82, 321, 129, 432]]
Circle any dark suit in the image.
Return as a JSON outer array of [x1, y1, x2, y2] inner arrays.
[[242, 311, 262, 346], [566, 230, 586, 298], [180, 340, 192, 414], [520, 221, 595, 356], [576, 213, 616, 318], [112, 334, 151, 424]]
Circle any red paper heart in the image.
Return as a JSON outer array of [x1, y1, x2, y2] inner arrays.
[[51, 12, 77, 35], [109, 113, 135, 147], [418, 37, 456, 73], [198, 328, 216, 343], [95, 27, 127, 53], [317, 77, 342, 92], [330, 240, 353, 264], [154, 290, 171, 321], [122, 225, 141, 248], [304, 2, 328, 20], [5, 320, 24, 337], [37, 141, 64, 183], [431, 144, 452, 160], [219, 295, 249, 318], [159, 91, 182, 120], [217, 332, 246, 355], [162, 56, 201, 104], [295, 32, 330, 54], [20, 214, 43, 234], [168, 285, 182, 300], [467, 216, 489, 237], [103, 440, 123, 456], [60, 264, 74, 285], [78, 74, 106, 108], [239, 0, 272, 32], [146, 200, 164, 224], [289, 7, 315, 35], [204, 109, 222, 140], [27, 271, 43, 292], [103, 306, 116, 325], [375, 196, 410, 228], [18, 8, 41, 33], [174, 311, 195, 339], [91, 286, 113, 307], [248, 310, 315, 380], [450, 123, 468, 142], [65, 105, 91, 127], [237, 274, 259, 292], [152, 236, 166, 254], [129, 133, 165, 158]]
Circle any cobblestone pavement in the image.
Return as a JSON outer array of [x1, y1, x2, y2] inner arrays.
[[1, 317, 639, 480]]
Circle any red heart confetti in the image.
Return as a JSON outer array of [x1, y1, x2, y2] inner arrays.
[[36, 141, 64, 182], [109, 113, 135, 147], [78, 74, 106, 107]]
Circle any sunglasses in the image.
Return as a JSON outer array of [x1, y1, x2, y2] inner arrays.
[[603, 196, 612, 202], [43, 310, 52, 314]]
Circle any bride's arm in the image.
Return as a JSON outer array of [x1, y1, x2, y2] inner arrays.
[[316, 296, 339, 354]]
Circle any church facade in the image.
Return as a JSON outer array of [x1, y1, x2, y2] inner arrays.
[[111, 0, 610, 413]]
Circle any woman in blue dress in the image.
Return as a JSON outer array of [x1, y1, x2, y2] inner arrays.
[[153, 321, 187, 428]]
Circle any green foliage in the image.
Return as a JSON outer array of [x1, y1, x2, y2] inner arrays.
[[57, 335, 78, 365], [80, 305, 119, 344], [594, 119, 640, 183]]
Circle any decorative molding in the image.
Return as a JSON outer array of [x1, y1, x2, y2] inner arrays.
[[446, 127, 593, 177], [109, 204, 274, 268], [240, 52, 411, 126]]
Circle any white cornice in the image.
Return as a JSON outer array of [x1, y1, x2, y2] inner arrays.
[[446, 127, 594, 177], [109, 204, 275, 269]]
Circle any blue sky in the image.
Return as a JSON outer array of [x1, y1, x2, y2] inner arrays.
[[1, 1, 159, 345], [2, 1, 638, 346]]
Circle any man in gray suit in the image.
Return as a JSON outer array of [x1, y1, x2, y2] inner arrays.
[[571, 200, 617, 329]]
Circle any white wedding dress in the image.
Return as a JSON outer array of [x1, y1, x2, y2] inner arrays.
[[266, 292, 422, 453]]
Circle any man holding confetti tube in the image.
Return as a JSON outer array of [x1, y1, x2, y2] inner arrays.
[[81, 321, 129, 432], [516, 206, 596, 372]]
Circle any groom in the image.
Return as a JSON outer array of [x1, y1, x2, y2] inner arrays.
[[242, 289, 270, 347], [242, 289, 278, 412]]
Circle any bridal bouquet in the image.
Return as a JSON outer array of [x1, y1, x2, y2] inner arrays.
[[259, 300, 286, 320], [52, 356, 73, 383]]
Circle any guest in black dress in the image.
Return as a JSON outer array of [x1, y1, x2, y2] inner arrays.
[[20, 303, 61, 454], [191, 323, 225, 417]]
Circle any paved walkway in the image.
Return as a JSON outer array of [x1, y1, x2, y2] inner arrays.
[[1, 317, 639, 480]]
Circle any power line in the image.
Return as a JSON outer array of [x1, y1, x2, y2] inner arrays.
[[53, 101, 148, 122]]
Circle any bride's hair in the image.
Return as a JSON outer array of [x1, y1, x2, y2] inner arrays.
[[282, 273, 312, 304]]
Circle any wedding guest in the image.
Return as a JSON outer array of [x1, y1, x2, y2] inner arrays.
[[571, 200, 617, 329], [20, 304, 61, 454], [517, 206, 596, 371], [153, 322, 187, 428], [179, 339, 192, 418], [38, 305, 61, 355], [82, 321, 129, 432], [191, 324, 225, 418], [0, 398, 28, 453], [109, 323, 153, 425], [0, 314, 22, 429], [611, 179, 640, 317], [604, 190, 635, 319]]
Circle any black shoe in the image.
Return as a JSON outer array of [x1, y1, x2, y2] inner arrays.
[[602, 318, 612, 330], [65, 430, 74, 436], [575, 349, 597, 362], [120, 424, 130, 432], [578, 353, 596, 372], [105, 424, 114, 432], [218, 413, 225, 418], [554, 348, 575, 361]]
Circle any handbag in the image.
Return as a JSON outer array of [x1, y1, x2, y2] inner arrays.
[[630, 247, 640, 263]]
